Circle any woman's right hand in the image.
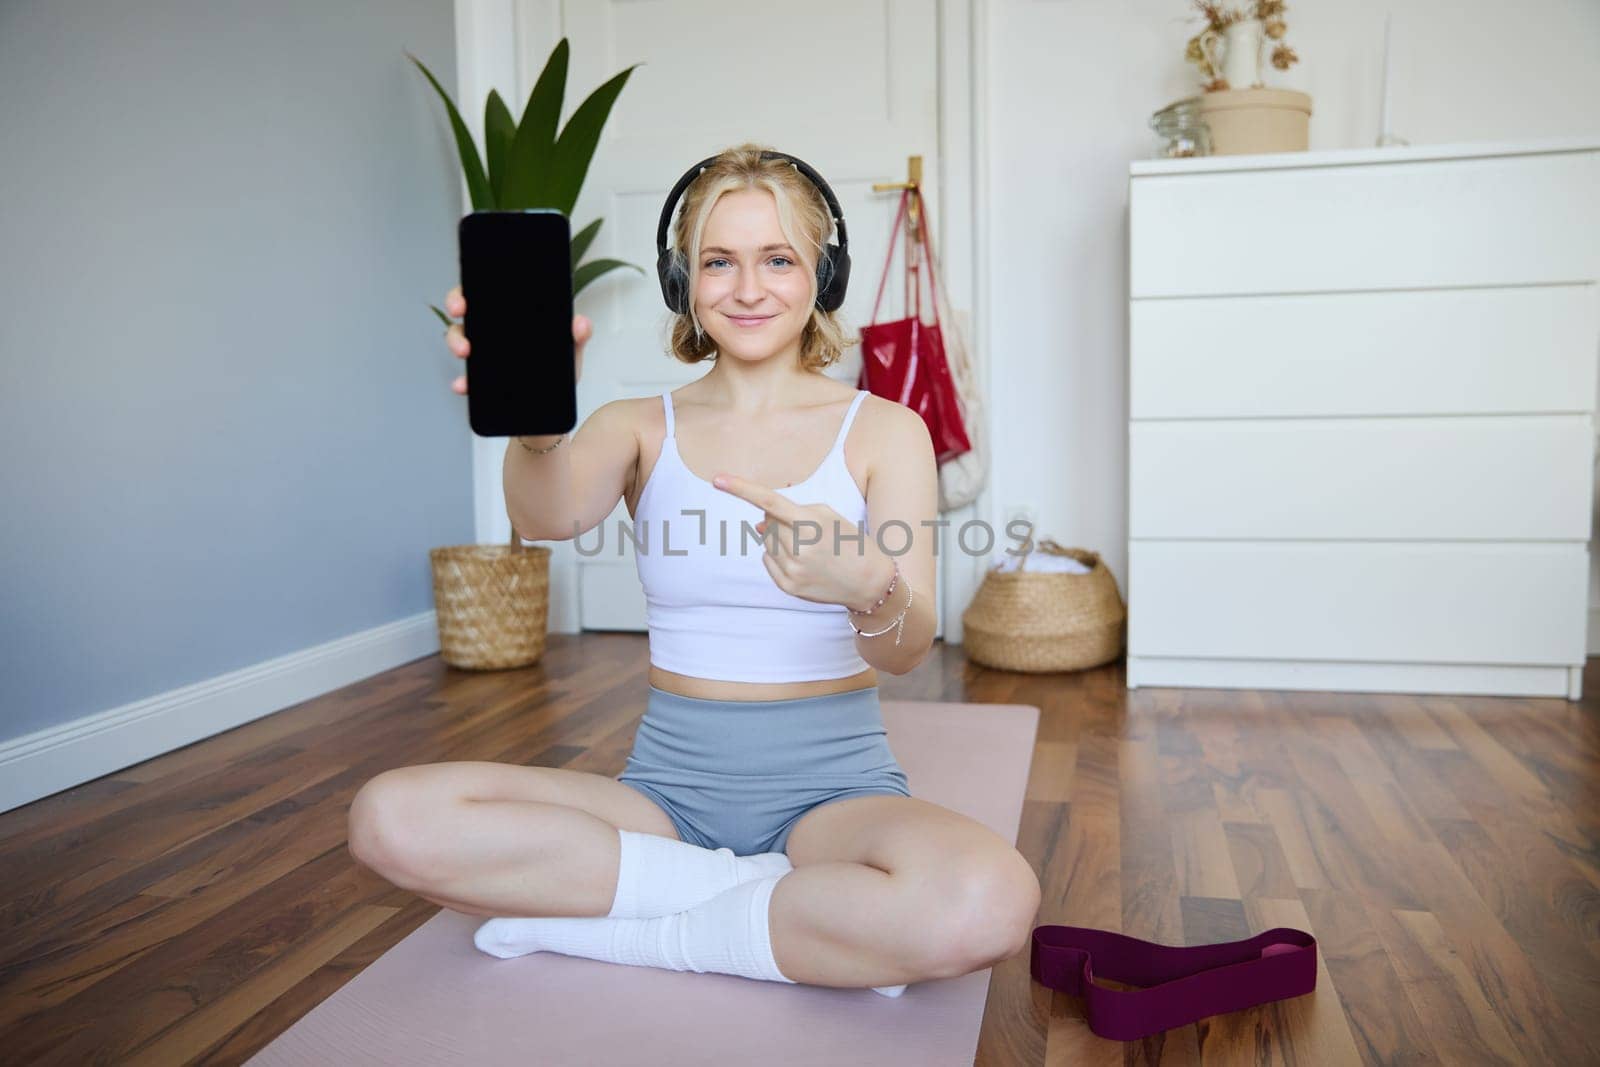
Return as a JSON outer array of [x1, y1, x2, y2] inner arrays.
[[445, 284, 593, 395]]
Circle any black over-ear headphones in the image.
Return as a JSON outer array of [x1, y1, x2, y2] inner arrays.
[[655, 150, 851, 315]]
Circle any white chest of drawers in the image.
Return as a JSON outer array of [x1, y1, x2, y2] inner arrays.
[[1125, 136, 1600, 700]]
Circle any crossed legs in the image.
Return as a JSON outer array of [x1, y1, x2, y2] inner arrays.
[[346, 763, 1041, 989]]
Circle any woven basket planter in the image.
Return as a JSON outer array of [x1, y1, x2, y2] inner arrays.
[[961, 539, 1126, 673], [428, 528, 550, 670]]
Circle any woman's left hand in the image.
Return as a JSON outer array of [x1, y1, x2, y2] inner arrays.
[[713, 473, 891, 609]]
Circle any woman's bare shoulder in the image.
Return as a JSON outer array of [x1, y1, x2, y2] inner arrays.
[[854, 391, 928, 443], [566, 395, 653, 482], [580, 395, 655, 442], [618, 391, 666, 420], [854, 393, 934, 493], [588, 392, 665, 435], [599, 394, 668, 501]]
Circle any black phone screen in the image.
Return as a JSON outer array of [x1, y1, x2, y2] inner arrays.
[[459, 210, 576, 438]]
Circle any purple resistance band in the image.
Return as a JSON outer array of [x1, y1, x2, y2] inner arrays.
[[1029, 924, 1319, 1041]]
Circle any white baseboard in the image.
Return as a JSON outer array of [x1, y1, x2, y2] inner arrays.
[[1127, 655, 1582, 700], [0, 612, 441, 815]]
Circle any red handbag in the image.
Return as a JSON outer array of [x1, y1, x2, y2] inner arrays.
[[857, 186, 972, 463]]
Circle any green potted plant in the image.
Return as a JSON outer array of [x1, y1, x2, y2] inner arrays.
[[406, 39, 643, 318], [407, 38, 643, 670]]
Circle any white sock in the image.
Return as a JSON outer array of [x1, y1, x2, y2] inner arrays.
[[607, 828, 794, 919], [475, 870, 909, 998]]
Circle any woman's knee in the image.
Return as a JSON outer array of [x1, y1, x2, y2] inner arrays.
[[347, 766, 440, 885], [909, 848, 1041, 977], [346, 762, 639, 887]]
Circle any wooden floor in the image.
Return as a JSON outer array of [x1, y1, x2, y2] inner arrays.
[[2, 633, 1598, 1065]]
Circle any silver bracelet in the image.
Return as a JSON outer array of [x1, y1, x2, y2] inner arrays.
[[517, 433, 565, 454], [847, 582, 913, 646]]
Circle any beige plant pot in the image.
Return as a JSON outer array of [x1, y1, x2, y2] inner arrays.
[[1196, 87, 1312, 155]]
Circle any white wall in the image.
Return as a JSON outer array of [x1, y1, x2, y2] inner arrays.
[[980, 0, 1600, 641]]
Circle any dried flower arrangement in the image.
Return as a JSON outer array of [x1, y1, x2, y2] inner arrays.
[[1185, 0, 1299, 92]]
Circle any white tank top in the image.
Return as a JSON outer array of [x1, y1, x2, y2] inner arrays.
[[632, 387, 872, 683]]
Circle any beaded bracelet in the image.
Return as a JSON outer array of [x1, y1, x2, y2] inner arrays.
[[848, 557, 900, 615], [848, 583, 914, 646], [517, 433, 566, 455]]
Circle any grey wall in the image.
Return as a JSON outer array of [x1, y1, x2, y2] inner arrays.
[[0, 1, 468, 741]]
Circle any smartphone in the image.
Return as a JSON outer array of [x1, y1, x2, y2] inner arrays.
[[459, 210, 576, 438]]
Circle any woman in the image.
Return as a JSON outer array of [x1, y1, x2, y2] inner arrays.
[[347, 144, 1040, 997]]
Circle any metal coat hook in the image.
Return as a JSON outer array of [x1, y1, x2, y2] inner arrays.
[[873, 155, 924, 304]]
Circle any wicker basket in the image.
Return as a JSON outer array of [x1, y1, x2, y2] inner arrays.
[[961, 539, 1126, 673], [428, 527, 551, 670]]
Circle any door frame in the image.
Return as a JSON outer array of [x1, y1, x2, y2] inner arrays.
[[451, 0, 993, 646]]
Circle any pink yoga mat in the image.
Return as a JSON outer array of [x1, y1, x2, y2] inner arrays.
[[247, 699, 1041, 1067]]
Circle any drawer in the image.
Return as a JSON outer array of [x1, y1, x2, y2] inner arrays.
[[1129, 414, 1595, 540], [1127, 541, 1589, 664], [1130, 285, 1599, 419], [1129, 150, 1600, 297]]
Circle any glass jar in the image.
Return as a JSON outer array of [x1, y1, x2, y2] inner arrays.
[[1148, 97, 1212, 158]]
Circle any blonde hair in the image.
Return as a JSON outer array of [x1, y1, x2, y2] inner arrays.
[[666, 143, 858, 370]]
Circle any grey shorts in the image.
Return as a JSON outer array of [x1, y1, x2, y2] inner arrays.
[[617, 684, 912, 856]]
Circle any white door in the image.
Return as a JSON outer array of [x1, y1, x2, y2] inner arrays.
[[490, 1, 952, 640]]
